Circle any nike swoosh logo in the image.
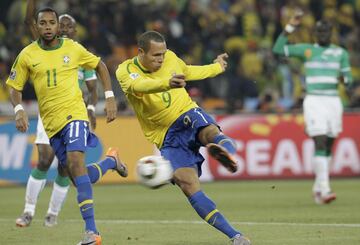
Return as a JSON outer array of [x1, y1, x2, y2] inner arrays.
[[69, 138, 79, 143], [81, 241, 97, 245], [81, 206, 92, 212], [32, 63, 40, 67]]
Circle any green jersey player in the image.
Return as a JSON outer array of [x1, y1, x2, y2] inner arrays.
[[273, 11, 353, 204]]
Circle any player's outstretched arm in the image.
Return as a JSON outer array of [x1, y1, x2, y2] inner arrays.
[[272, 9, 303, 55], [9, 87, 29, 132], [176, 53, 226, 81], [95, 60, 117, 123], [85, 79, 98, 129], [25, 0, 39, 40]]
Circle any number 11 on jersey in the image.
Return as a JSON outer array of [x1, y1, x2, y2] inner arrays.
[[46, 69, 57, 87]]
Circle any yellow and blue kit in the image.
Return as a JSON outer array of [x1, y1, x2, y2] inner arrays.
[[117, 49, 242, 240], [6, 38, 100, 138], [116, 49, 223, 148]]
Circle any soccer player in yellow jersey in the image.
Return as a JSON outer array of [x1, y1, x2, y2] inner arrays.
[[14, 0, 108, 229], [6, 7, 126, 245], [116, 31, 251, 245]]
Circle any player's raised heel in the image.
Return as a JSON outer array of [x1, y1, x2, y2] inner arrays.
[[44, 213, 58, 227], [207, 143, 238, 173], [15, 212, 33, 227], [106, 147, 128, 177], [231, 234, 251, 245], [77, 230, 102, 245], [313, 191, 337, 204]]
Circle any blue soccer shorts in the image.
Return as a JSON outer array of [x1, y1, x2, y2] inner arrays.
[[160, 107, 218, 176], [50, 120, 98, 167]]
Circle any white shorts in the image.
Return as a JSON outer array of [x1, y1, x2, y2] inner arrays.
[[303, 95, 343, 137], [35, 115, 50, 145]]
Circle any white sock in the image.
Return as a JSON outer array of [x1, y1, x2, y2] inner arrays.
[[47, 182, 70, 216], [327, 156, 332, 164], [312, 156, 331, 195], [24, 176, 46, 216]]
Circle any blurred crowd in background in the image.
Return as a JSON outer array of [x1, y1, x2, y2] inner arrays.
[[0, 0, 360, 115]]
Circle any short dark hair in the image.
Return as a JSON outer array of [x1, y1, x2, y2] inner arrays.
[[315, 20, 332, 32], [59, 14, 76, 25], [36, 7, 59, 23], [138, 31, 165, 52]]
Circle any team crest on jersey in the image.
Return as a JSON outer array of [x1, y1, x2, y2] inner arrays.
[[9, 70, 16, 80], [63, 55, 71, 64], [129, 73, 139, 80]]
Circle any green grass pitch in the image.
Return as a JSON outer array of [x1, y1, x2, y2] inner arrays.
[[0, 179, 359, 244]]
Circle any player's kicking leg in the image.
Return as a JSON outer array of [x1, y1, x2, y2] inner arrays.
[[200, 125, 238, 173], [207, 142, 237, 173], [160, 108, 250, 244]]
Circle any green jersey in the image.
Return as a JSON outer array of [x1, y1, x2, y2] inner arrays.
[[78, 68, 97, 87], [273, 34, 352, 96]]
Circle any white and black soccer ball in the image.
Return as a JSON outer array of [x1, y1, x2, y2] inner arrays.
[[136, 155, 173, 189]]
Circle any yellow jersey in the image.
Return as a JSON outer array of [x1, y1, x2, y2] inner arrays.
[[116, 50, 223, 147], [6, 38, 100, 138]]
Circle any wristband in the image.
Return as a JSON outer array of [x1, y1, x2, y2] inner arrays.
[[14, 104, 24, 114], [105, 91, 114, 99], [285, 24, 296, 33], [87, 104, 96, 113]]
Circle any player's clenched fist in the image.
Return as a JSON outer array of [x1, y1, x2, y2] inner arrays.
[[104, 97, 117, 123], [169, 74, 186, 89]]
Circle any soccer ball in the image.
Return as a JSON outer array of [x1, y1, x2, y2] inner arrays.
[[136, 155, 173, 189]]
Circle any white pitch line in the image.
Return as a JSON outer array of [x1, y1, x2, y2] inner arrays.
[[0, 218, 359, 228]]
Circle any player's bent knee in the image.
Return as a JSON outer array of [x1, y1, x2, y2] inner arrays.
[[37, 155, 54, 171], [37, 144, 55, 171], [37, 158, 53, 171], [198, 124, 220, 145]]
